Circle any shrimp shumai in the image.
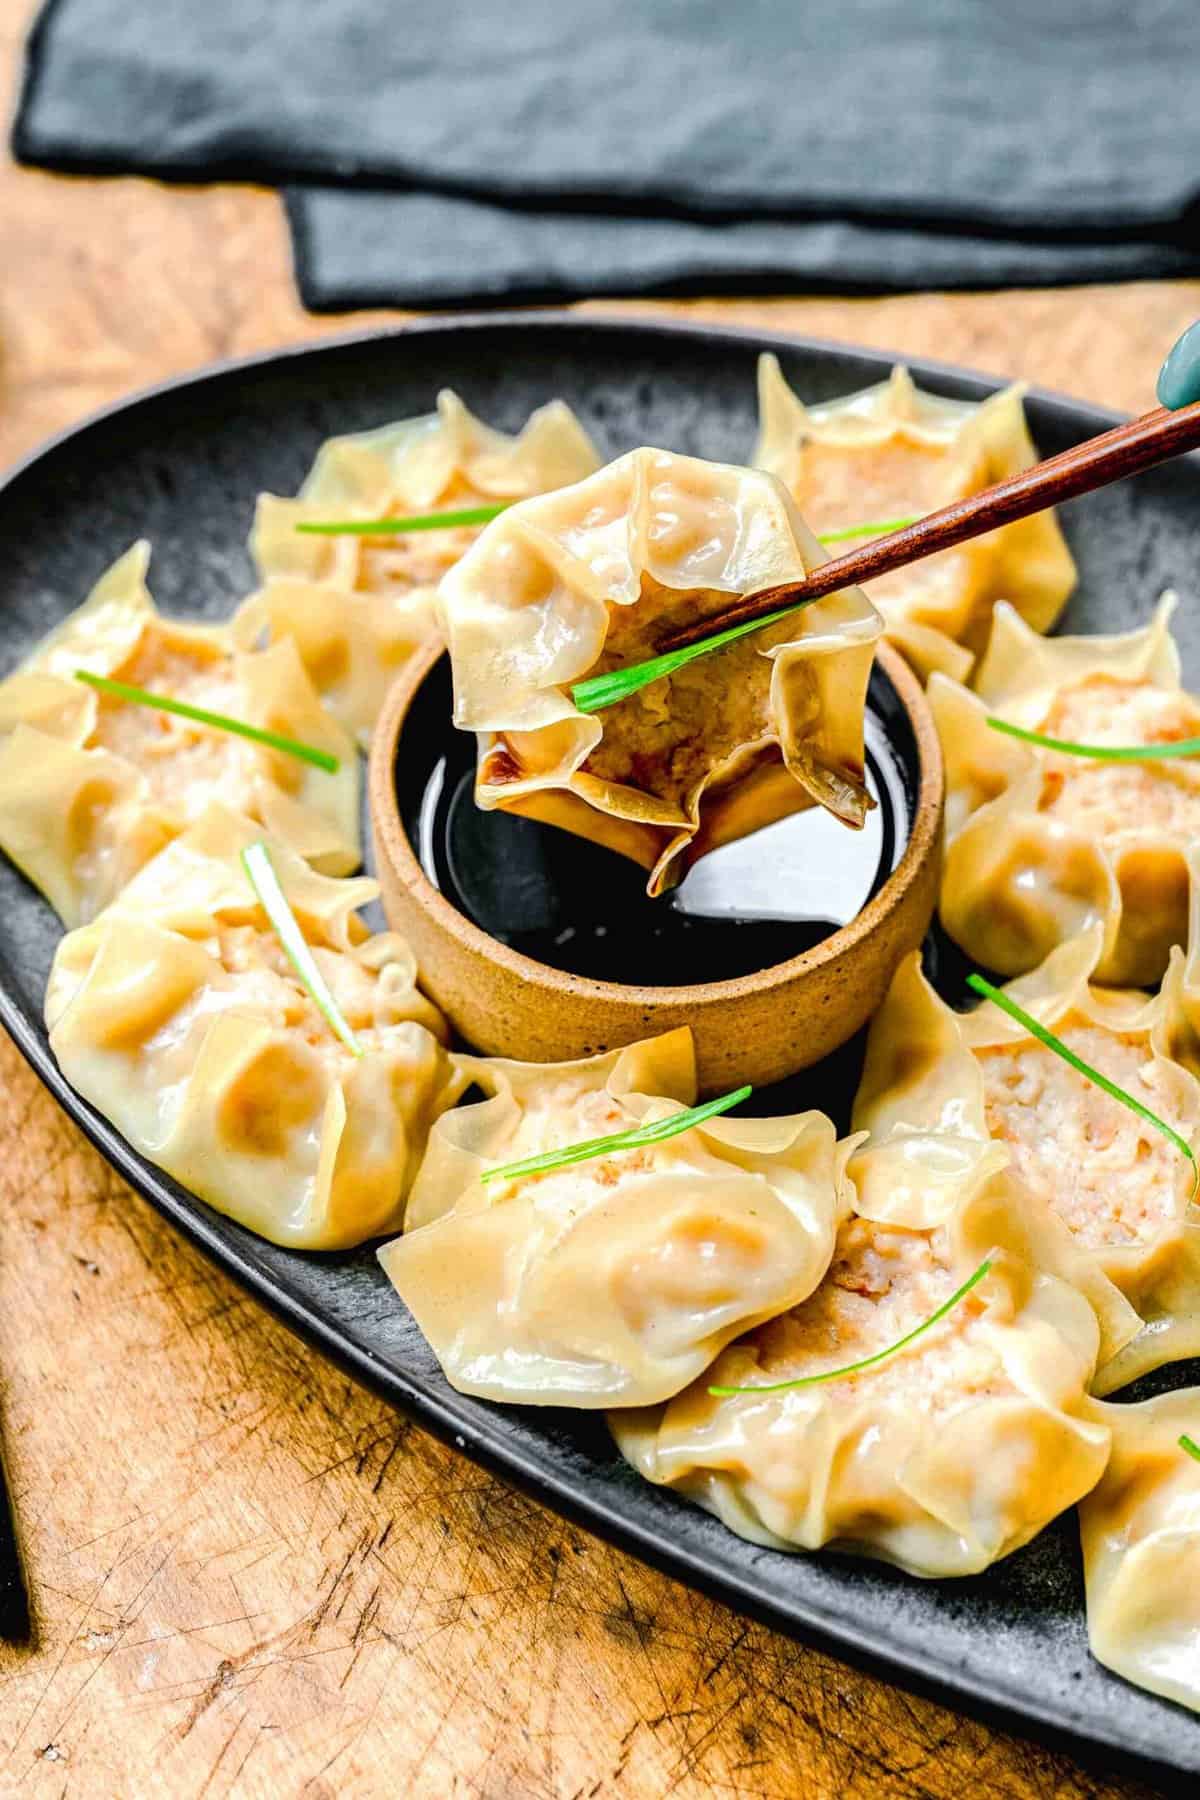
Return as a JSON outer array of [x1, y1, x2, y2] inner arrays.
[[1080, 1391, 1200, 1716], [378, 1029, 853, 1408], [45, 808, 463, 1250], [237, 390, 600, 743], [934, 597, 1200, 985], [754, 357, 1076, 683], [437, 447, 883, 897], [612, 1164, 1119, 1579], [0, 543, 359, 926], [853, 932, 1200, 1391]]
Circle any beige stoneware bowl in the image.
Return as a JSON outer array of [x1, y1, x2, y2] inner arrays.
[[369, 639, 944, 1093]]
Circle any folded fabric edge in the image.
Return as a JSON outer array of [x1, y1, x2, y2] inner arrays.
[[14, 0, 1200, 241], [284, 187, 1200, 314]]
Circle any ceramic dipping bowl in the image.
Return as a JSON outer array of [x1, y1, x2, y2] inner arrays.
[[370, 639, 943, 1093]]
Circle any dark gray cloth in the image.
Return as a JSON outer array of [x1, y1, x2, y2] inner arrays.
[[287, 188, 1200, 311], [15, 0, 1200, 305]]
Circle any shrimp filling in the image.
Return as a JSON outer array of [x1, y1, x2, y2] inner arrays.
[[785, 434, 984, 617], [976, 1015, 1187, 1248], [1036, 676, 1200, 846], [580, 581, 780, 815], [90, 630, 249, 814], [743, 1216, 1008, 1416]]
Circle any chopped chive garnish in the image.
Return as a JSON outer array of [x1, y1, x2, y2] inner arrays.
[[295, 506, 915, 558], [570, 515, 919, 715], [814, 515, 919, 545], [1181, 1433, 1200, 1462], [480, 1084, 752, 1186], [987, 716, 1200, 762], [241, 841, 362, 1057], [295, 503, 509, 537], [74, 670, 339, 773], [572, 604, 806, 714], [708, 1255, 993, 1397], [966, 972, 1198, 1191]]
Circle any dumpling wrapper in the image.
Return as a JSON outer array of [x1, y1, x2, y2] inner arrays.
[[45, 807, 463, 1250], [611, 1167, 1115, 1578], [1079, 1390, 1200, 1715], [0, 542, 359, 927], [236, 390, 601, 742], [378, 1029, 854, 1408], [754, 357, 1076, 683], [933, 595, 1200, 985], [854, 936, 1200, 1391], [438, 445, 883, 897]]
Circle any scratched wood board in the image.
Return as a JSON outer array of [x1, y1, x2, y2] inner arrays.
[[0, 0, 1198, 1790]]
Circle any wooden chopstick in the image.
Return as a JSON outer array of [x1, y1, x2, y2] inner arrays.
[[0, 1435, 30, 1645], [660, 397, 1200, 652]]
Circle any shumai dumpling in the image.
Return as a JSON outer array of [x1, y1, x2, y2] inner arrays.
[[236, 390, 601, 742], [438, 446, 882, 897], [934, 596, 1200, 986], [0, 542, 359, 927], [612, 1164, 1117, 1578], [378, 1029, 853, 1408], [45, 807, 462, 1249], [1079, 1390, 1200, 1714], [854, 938, 1198, 1392], [754, 357, 1076, 683]]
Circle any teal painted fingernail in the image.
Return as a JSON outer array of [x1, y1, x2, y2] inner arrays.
[[1157, 321, 1200, 410]]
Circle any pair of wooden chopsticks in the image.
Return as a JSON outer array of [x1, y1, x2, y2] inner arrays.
[[661, 394, 1200, 651]]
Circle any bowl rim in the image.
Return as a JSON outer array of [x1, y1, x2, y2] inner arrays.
[[369, 634, 943, 1004]]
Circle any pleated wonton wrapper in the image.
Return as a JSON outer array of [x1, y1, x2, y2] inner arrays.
[[1079, 1390, 1200, 1714], [852, 938, 1200, 1391], [237, 390, 601, 743], [611, 1159, 1119, 1578], [438, 447, 883, 897], [45, 807, 464, 1249], [0, 542, 359, 928], [753, 357, 1076, 683], [378, 1028, 854, 1408], [933, 595, 1200, 985]]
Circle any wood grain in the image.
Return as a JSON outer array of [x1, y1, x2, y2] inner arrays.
[[0, 0, 1192, 1791]]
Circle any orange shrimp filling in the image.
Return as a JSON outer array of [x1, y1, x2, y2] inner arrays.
[[977, 1015, 1187, 1248]]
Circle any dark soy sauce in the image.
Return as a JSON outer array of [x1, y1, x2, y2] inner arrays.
[[395, 659, 919, 988]]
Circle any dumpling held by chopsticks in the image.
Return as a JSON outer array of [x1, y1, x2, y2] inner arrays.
[[438, 447, 882, 897]]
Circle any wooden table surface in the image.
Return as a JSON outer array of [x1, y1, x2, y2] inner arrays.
[[0, 2, 1196, 1794]]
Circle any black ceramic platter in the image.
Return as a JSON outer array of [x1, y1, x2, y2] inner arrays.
[[1, 316, 1197, 1786]]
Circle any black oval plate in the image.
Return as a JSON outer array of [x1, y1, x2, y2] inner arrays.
[[2, 316, 1198, 1785]]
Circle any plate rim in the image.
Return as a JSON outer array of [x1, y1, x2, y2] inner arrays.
[[0, 307, 1138, 495], [0, 310, 1188, 1787]]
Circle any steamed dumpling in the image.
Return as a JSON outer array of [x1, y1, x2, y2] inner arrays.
[[236, 390, 601, 742], [933, 596, 1200, 985], [438, 446, 882, 897], [854, 939, 1196, 1391], [1079, 1390, 1200, 1714], [45, 808, 462, 1249], [0, 543, 359, 926], [754, 357, 1076, 682], [611, 1166, 1114, 1577], [378, 1029, 853, 1407], [969, 940, 1200, 1392]]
